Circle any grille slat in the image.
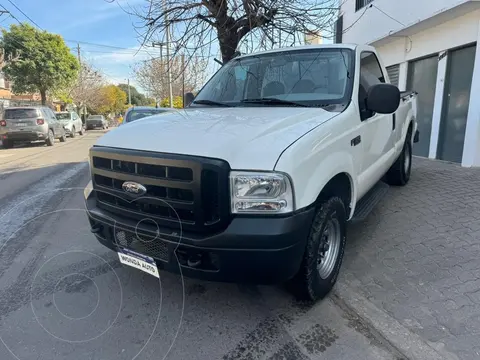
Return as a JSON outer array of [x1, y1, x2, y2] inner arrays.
[[90, 148, 230, 233]]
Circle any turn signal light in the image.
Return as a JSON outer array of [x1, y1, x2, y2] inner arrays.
[[0, 120, 6, 126], [36, 118, 45, 125]]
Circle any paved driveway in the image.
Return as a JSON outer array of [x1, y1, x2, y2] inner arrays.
[[342, 157, 480, 360]]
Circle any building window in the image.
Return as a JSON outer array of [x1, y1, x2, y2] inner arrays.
[[356, 0, 373, 11]]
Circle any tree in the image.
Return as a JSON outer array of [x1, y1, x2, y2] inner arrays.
[[92, 85, 127, 115], [124, 0, 339, 63], [117, 83, 150, 106], [133, 55, 207, 101], [1, 23, 79, 105], [54, 61, 106, 113], [160, 95, 183, 108]]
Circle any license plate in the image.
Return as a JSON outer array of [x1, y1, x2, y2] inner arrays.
[[16, 123, 27, 127], [118, 248, 159, 278]]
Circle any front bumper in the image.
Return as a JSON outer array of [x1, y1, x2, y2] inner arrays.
[[85, 194, 314, 284], [1, 131, 46, 142]]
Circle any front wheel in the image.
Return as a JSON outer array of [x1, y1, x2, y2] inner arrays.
[[385, 133, 412, 186], [70, 126, 76, 138], [290, 196, 347, 301]]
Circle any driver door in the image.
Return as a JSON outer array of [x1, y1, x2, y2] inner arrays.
[[357, 51, 396, 195]]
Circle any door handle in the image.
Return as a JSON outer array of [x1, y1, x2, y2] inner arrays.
[[351, 135, 361, 146], [392, 113, 396, 130]]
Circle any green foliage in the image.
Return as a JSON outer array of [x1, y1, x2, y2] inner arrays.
[[160, 96, 183, 109], [1, 23, 79, 104], [91, 85, 127, 115], [117, 83, 150, 106]]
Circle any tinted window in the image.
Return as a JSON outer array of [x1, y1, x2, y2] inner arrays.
[[88, 115, 103, 120], [126, 109, 169, 123], [5, 108, 38, 119]]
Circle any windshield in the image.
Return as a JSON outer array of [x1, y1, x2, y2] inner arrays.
[[193, 48, 353, 107], [55, 113, 71, 121], [88, 115, 103, 120], [126, 109, 169, 123]]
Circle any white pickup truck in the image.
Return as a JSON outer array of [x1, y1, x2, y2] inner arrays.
[[84, 44, 418, 301]]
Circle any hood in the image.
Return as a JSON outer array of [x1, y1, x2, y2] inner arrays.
[[95, 107, 337, 170]]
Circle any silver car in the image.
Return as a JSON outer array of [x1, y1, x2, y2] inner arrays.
[[0, 106, 67, 148], [55, 111, 84, 138], [121, 106, 172, 125], [86, 115, 108, 130]]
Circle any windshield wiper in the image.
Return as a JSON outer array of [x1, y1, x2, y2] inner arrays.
[[240, 98, 310, 107], [192, 99, 231, 107]]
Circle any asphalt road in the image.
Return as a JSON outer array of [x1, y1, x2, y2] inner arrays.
[[0, 130, 401, 360]]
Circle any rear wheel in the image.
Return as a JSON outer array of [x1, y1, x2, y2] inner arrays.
[[386, 131, 412, 186], [71, 126, 76, 138], [290, 196, 347, 301], [59, 132, 67, 142], [79, 127, 84, 135], [2, 139, 13, 149], [46, 129, 55, 146]]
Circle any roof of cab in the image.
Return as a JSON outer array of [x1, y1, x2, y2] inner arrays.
[[234, 43, 361, 60]]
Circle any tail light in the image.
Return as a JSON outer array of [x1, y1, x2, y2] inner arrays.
[[0, 120, 6, 126], [36, 118, 45, 125]]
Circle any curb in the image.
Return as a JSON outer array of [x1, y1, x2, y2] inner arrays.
[[333, 282, 460, 360]]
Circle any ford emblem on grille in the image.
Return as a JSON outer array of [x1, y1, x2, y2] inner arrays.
[[122, 181, 147, 195]]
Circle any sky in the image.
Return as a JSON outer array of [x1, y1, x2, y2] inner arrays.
[[0, 0, 333, 95], [0, 0, 177, 92]]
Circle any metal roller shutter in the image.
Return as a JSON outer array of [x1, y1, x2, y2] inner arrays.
[[386, 64, 400, 87]]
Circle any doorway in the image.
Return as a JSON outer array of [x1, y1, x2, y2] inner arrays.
[[437, 44, 476, 163], [406, 55, 438, 157]]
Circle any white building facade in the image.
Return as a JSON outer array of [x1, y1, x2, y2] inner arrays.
[[336, 0, 480, 166]]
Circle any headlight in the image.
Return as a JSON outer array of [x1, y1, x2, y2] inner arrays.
[[83, 180, 93, 199], [230, 171, 294, 214]]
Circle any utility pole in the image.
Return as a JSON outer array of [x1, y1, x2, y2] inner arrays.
[[152, 41, 166, 105], [77, 43, 81, 66], [164, 0, 173, 108], [127, 78, 131, 106], [181, 53, 185, 108]]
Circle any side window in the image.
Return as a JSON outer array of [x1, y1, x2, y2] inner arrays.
[[359, 52, 386, 120], [48, 109, 56, 120]]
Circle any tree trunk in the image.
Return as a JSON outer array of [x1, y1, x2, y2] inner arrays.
[[40, 89, 46, 105], [218, 26, 239, 63]]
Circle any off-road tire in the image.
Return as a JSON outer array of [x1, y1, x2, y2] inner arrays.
[[290, 196, 347, 301], [386, 131, 412, 186]]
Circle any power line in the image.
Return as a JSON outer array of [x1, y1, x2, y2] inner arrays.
[[6, 0, 42, 29]]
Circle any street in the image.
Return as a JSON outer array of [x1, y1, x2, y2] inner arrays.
[[0, 130, 397, 360]]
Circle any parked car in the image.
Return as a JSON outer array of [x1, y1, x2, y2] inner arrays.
[[0, 106, 67, 148], [86, 115, 108, 130], [84, 44, 418, 302], [55, 111, 84, 138], [121, 106, 173, 125]]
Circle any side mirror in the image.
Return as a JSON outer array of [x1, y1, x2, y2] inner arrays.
[[184, 92, 195, 107], [366, 83, 400, 114]]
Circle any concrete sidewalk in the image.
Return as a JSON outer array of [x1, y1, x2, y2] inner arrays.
[[339, 157, 480, 360]]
